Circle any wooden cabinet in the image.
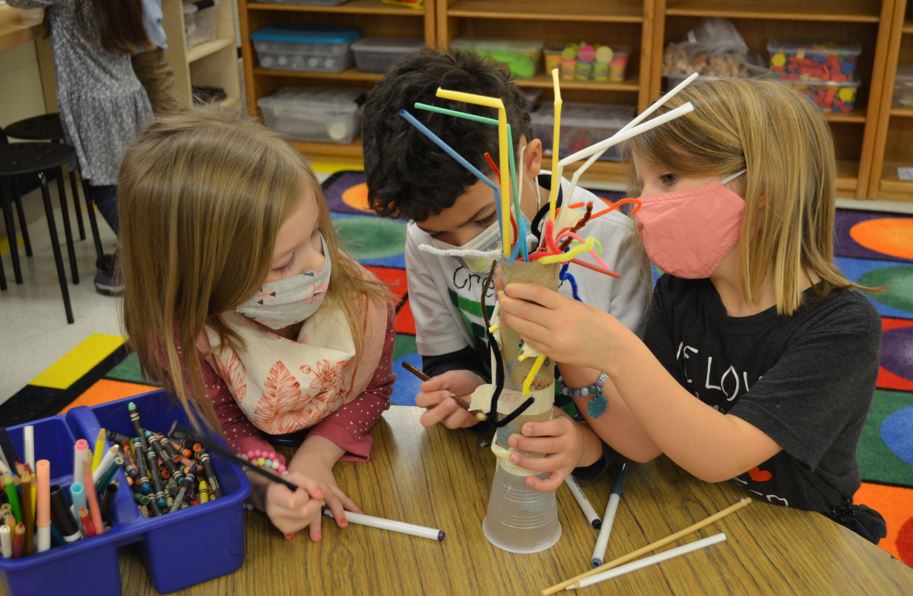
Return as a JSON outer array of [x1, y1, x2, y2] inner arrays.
[[162, 0, 241, 110], [236, 0, 913, 200]]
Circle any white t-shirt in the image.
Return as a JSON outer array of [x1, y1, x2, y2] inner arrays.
[[406, 173, 651, 361]]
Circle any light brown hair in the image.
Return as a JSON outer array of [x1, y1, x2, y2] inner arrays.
[[627, 78, 860, 315], [119, 107, 388, 430]]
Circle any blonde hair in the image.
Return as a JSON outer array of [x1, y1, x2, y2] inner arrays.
[[119, 107, 389, 430], [628, 78, 859, 315]]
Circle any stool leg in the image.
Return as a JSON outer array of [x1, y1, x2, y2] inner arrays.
[[0, 247, 6, 291], [10, 179, 33, 257], [54, 167, 78, 284], [68, 167, 86, 241], [39, 172, 74, 324], [81, 178, 105, 264], [0, 178, 23, 284]]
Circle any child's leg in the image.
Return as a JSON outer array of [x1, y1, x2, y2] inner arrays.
[[85, 184, 118, 235]]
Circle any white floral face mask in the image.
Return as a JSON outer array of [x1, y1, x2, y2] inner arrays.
[[236, 235, 332, 330]]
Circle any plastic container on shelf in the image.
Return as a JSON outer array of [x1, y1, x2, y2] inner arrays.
[[450, 38, 544, 79], [182, 3, 197, 49], [530, 102, 635, 162], [187, 0, 220, 47], [894, 64, 913, 108], [0, 391, 251, 596], [255, 0, 347, 4], [780, 78, 860, 113], [609, 46, 631, 82], [767, 40, 861, 82], [351, 37, 424, 73], [258, 87, 364, 143], [543, 46, 563, 74], [250, 27, 361, 73]]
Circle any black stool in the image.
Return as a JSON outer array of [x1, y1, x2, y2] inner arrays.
[[0, 143, 83, 323], [5, 113, 97, 250]]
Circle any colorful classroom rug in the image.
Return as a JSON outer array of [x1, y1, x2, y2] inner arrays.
[[2, 170, 911, 566]]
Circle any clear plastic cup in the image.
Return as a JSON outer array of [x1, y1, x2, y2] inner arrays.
[[482, 459, 561, 553]]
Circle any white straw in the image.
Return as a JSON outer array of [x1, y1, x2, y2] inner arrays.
[[559, 103, 695, 167], [565, 476, 601, 528], [324, 509, 445, 542], [564, 73, 699, 199], [572, 533, 727, 590]]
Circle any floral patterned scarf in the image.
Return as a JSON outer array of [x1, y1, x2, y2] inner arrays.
[[205, 297, 386, 435]]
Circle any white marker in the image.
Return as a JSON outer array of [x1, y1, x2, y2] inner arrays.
[[323, 509, 445, 542]]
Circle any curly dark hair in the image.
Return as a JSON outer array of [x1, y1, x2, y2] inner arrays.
[[362, 49, 532, 221]]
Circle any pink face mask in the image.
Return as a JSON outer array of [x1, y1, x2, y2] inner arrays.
[[633, 171, 746, 279]]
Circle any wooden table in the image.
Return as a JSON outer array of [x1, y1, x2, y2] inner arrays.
[[108, 406, 913, 594], [0, 5, 41, 52]]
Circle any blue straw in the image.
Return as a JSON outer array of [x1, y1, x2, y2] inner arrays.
[[398, 109, 503, 228]]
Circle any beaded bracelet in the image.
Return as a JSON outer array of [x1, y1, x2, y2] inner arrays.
[[559, 372, 609, 418], [238, 449, 287, 475]]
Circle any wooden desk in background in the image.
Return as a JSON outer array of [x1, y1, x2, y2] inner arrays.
[[107, 406, 912, 595], [0, 5, 41, 52]]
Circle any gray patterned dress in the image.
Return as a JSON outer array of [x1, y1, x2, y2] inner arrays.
[[9, 0, 152, 185]]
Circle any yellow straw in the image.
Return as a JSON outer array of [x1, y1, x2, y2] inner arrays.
[[547, 69, 563, 225], [436, 87, 512, 257], [522, 354, 547, 397]]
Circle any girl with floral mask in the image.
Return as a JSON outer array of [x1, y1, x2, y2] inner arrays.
[[498, 79, 886, 543], [119, 108, 393, 541]]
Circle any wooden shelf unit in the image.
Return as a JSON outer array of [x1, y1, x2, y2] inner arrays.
[[652, 0, 897, 198], [868, 0, 913, 200], [162, 0, 241, 109], [238, 0, 913, 199]]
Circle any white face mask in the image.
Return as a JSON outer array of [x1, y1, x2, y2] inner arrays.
[[236, 235, 332, 330], [427, 217, 501, 273]]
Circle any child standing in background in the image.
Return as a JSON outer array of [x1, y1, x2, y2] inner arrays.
[[118, 108, 395, 540], [8, 0, 154, 294], [499, 79, 886, 543], [132, 0, 181, 114]]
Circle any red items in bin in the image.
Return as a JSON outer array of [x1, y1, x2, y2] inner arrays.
[[781, 79, 859, 113], [768, 41, 861, 82]]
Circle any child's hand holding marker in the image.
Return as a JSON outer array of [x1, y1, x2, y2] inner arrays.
[[261, 470, 325, 539]]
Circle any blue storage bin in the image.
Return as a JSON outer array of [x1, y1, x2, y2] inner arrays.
[[251, 27, 361, 72], [0, 390, 251, 596]]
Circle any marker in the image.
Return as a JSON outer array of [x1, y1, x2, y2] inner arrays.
[[12, 523, 24, 558], [91, 445, 121, 486], [91, 429, 107, 472], [49, 485, 81, 543], [70, 482, 87, 521], [3, 473, 22, 523], [132, 439, 152, 495], [565, 475, 601, 529], [0, 525, 10, 558], [101, 481, 119, 523], [128, 402, 148, 451], [73, 439, 90, 491], [76, 506, 95, 537], [323, 509, 445, 542], [592, 462, 628, 567], [83, 465, 104, 535]]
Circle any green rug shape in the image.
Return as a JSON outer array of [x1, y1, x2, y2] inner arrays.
[[859, 389, 913, 486]]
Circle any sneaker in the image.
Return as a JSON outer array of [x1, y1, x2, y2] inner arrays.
[[94, 254, 124, 295]]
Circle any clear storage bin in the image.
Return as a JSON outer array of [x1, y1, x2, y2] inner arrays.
[[251, 27, 361, 72], [190, 0, 219, 46], [768, 40, 861, 82], [894, 64, 913, 108], [258, 87, 363, 143], [450, 38, 544, 79], [351, 37, 424, 72], [255, 0, 347, 4], [531, 102, 635, 162], [780, 78, 860, 113]]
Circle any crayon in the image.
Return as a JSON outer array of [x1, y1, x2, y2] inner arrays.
[[199, 480, 210, 504], [132, 439, 152, 495], [128, 402, 148, 451], [3, 473, 22, 523], [0, 429, 20, 469], [149, 431, 183, 486], [146, 446, 167, 510], [49, 485, 81, 543], [196, 448, 222, 499]]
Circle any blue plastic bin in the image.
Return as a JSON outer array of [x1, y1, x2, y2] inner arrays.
[[0, 390, 251, 596]]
